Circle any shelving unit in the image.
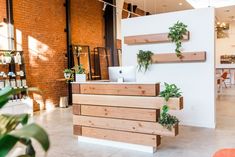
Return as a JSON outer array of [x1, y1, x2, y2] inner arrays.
[[124, 31, 190, 45], [0, 50, 28, 100]]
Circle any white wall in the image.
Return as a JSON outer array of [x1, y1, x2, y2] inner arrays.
[[216, 21, 235, 64], [116, 0, 124, 39], [0, 22, 9, 50], [122, 8, 216, 128]]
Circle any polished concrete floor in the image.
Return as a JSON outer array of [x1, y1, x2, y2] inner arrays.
[[33, 86, 235, 157]]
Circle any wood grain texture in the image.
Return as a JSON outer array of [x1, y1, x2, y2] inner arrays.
[[124, 32, 189, 45], [73, 125, 82, 135], [152, 52, 206, 63], [82, 127, 160, 147], [81, 105, 160, 122], [73, 115, 178, 137], [79, 83, 159, 96], [73, 104, 81, 115], [73, 94, 183, 110], [72, 84, 80, 94]]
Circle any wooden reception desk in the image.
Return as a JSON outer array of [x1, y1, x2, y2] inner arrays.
[[72, 82, 183, 151]]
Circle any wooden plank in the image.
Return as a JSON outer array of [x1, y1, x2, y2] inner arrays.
[[81, 105, 160, 122], [152, 52, 206, 63], [82, 126, 160, 147], [79, 83, 159, 96], [124, 32, 189, 45], [73, 94, 183, 110], [72, 83, 80, 94], [73, 125, 82, 135], [73, 115, 178, 137], [73, 104, 81, 115]]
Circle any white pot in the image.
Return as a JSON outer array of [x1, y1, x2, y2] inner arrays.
[[5, 56, 12, 63], [75, 74, 86, 82], [64, 73, 71, 80]]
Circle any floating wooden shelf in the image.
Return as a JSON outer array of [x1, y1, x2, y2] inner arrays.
[[73, 94, 183, 110], [73, 115, 178, 137], [152, 51, 206, 63], [124, 31, 189, 45]]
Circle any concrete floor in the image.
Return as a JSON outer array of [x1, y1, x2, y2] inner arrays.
[[33, 86, 235, 157]]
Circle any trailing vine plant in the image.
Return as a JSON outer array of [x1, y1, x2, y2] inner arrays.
[[168, 21, 188, 58], [137, 50, 154, 72], [158, 83, 182, 130]]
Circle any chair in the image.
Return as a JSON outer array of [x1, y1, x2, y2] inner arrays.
[[213, 149, 235, 157]]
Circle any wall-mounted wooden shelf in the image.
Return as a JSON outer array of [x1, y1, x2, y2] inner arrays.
[[152, 51, 206, 63], [124, 31, 189, 45]]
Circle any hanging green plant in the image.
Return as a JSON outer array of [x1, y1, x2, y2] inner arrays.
[[168, 21, 188, 57], [159, 105, 179, 130], [137, 50, 154, 72]]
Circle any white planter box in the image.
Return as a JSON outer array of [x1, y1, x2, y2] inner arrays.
[[5, 56, 12, 63], [75, 74, 86, 82]]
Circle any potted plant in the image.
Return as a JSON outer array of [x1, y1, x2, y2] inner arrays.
[[158, 83, 182, 130], [4, 52, 12, 64], [64, 69, 73, 80], [168, 21, 188, 58], [159, 105, 179, 130], [137, 50, 154, 72], [0, 87, 50, 156], [72, 64, 86, 82], [159, 83, 182, 101]]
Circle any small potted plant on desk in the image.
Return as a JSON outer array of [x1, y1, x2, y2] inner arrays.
[[72, 64, 86, 82], [64, 69, 73, 81]]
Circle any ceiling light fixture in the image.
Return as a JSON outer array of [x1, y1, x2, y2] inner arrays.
[[179, 2, 183, 6], [186, 0, 235, 8], [102, 2, 107, 11]]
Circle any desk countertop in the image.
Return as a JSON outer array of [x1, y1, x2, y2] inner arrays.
[[71, 81, 159, 85]]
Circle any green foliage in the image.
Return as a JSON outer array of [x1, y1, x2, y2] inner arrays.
[[168, 21, 188, 57], [3, 52, 11, 57], [0, 87, 50, 157], [64, 69, 73, 74], [159, 105, 179, 130], [158, 83, 181, 130], [72, 64, 85, 74], [137, 50, 154, 72], [160, 82, 182, 101]]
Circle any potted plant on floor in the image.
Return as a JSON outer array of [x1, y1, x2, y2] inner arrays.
[[72, 64, 86, 82], [4, 52, 12, 64], [159, 83, 181, 130], [64, 69, 73, 80], [137, 50, 154, 72]]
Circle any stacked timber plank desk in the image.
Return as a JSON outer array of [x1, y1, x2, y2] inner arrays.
[[72, 82, 183, 152]]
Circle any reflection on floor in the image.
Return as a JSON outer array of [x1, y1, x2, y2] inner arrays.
[[33, 86, 235, 157]]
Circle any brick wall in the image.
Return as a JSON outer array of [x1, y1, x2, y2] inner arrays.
[[71, 0, 106, 79], [0, 0, 106, 108], [0, 0, 6, 22], [13, 0, 68, 108]]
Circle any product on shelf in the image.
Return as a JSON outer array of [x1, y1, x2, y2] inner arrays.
[[22, 79, 28, 88], [5, 79, 10, 87], [10, 79, 16, 89]]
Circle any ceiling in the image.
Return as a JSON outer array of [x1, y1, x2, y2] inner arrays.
[[216, 5, 235, 22], [124, 0, 193, 14], [124, 0, 235, 23]]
